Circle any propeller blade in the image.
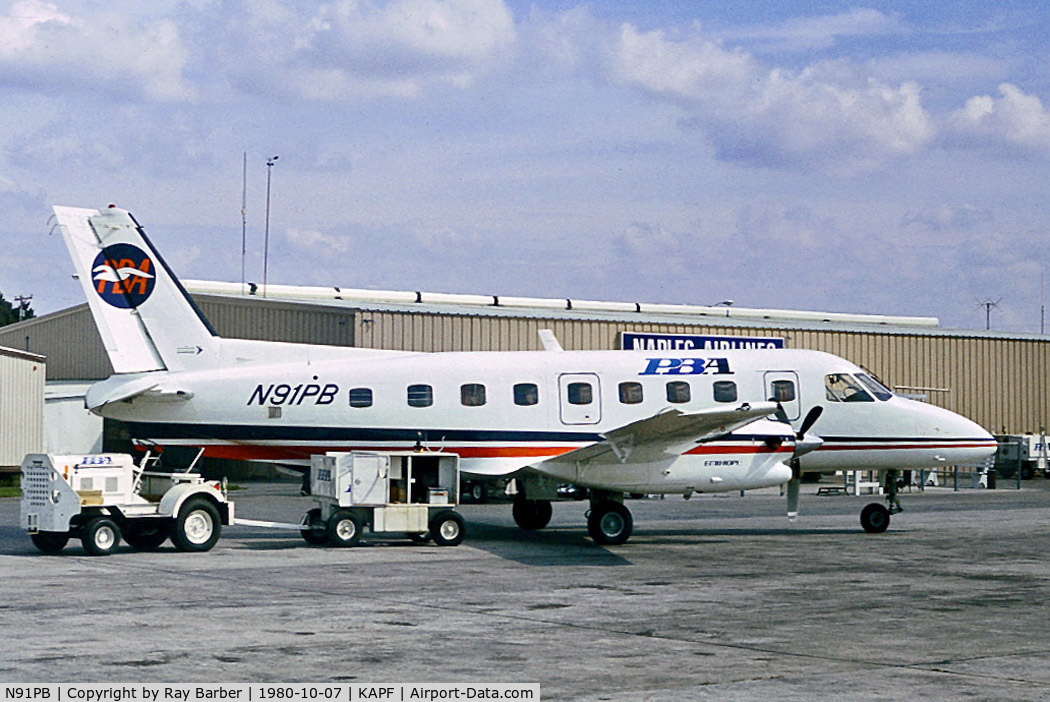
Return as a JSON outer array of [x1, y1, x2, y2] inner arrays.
[[798, 405, 824, 439], [786, 477, 800, 520]]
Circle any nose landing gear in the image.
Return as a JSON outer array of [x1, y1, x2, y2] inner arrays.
[[860, 469, 904, 534]]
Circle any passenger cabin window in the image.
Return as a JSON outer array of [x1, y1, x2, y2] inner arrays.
[[619, 382, 644, 405], [825, 374, 873, 402], [856, 373, 893, 401], [567, 382, 593, 405], [461, 383, 486, 407], [770, 380, 796, 403], [666, 381, 690, 404], [713, 381, 737, 403], [407, 384, 433, 408], [348, 387, 373, 408], [514, 383, 539, 406]]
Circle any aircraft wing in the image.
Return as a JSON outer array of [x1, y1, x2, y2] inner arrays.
[[544, 401, 783, 467]]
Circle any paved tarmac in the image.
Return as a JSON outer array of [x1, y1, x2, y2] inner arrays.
[[2, 479, 1049, 700]]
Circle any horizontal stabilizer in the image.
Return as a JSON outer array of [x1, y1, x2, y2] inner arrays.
[[84, 374, 194, 410]]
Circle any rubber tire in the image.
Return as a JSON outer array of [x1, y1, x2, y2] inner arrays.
[[470, 483, 487, 503], [512, 498, 553, 530], [430, 511, 466, 547], [588, 501, 633, 545], [326, 510, 362, 547], [123, 522, 169, 551], [81, 517, 121, 556], [31, 531, 70, 554], [171, 497, 222, 552], [300, 508, 327, 545], [860, 503, 891, 534]]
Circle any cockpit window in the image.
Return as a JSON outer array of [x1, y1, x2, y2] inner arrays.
[[856, 373, 893, 401], [825, 374, 874, 402]]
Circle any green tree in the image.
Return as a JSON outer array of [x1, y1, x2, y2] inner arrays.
[[0, 292, 34, 327]]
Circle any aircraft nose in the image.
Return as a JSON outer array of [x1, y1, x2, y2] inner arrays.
[[925, 403, 997, 463]]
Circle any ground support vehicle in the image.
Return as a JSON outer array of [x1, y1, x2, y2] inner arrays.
[[299, 451, 465, 547], [20, 453, 232, 556]]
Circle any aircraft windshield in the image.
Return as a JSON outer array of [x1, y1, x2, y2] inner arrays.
[[825, 374, 874, 402], [856, 373, 894, 401]]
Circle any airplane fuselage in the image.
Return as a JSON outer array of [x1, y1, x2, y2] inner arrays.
[[90, 345, 995, 495]]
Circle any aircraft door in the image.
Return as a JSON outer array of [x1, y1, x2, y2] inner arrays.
[[558, 373, 602, 425], [764, 371, 800, 421]]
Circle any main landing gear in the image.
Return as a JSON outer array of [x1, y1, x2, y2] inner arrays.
[[860, 469, 904, 534], [511, 491, 635, 545]]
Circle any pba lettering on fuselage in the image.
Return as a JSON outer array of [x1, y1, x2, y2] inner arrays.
[[640, 358, 733, 375]]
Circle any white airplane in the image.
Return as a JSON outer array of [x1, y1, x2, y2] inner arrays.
[[52, 204, 997, 544]]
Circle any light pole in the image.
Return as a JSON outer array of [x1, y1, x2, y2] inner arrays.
[[263, 155, 278, 296]]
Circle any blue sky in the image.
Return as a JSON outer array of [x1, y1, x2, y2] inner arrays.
[[2, 1, 1050, 332]]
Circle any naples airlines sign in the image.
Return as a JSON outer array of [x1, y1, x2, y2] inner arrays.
[[620, 332, 785, 351]]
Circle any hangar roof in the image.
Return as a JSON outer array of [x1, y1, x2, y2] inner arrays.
[[182, 280, 1043, 341]]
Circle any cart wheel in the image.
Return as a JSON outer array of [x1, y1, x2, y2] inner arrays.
[[327, 510, 362, 547], [30, 531, 70, 554], [81, 517, 121, 556], [301, 508, 327, 545], [171, 497, 222, 552], [123, 522, 168, 551], [430, 510, 465, 547]]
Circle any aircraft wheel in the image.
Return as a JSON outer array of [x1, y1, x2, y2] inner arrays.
[[123, 522, 169, 550], [171, 497, 222, 552], [300, 508, 327, 545], [469, 482, 487, 503], [81, 517, 121, 556], [326, 510, 362, 547], [31, 531, 70, 554], [430, 511, 466, 547], [588, 502, 633, 545], [512, 498, 552, 530], [860, 503, 891, 534]]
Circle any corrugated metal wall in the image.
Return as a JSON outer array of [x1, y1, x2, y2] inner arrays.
[[2, 298, 1047, 435], [0, 350, 45, 467]]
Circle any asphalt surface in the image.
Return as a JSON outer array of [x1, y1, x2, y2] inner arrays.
[[2, 478, 1050, 700]]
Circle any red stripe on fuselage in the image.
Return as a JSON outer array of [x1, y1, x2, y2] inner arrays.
[[195, 442, 793, 462]]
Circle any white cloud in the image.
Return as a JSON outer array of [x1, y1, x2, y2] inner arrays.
[[606, 24, 934, 169], [0, 0, 193, 101], [725, 8, 903, 53], [285, 228, 351, 254], [213, 0, 516, 101], [866, 51, 1008, 86], [948, 83, 1050, 153], [901, 204, 994, 232]]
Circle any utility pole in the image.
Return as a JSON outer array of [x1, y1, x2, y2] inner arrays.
[[13, 294, 32, 321], [263, 155, 278, 297]]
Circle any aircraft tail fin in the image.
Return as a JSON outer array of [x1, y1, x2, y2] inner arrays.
[[53, 205, 218, 373]]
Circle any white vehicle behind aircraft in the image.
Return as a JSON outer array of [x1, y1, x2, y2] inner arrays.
[[51, 205, 997, 544]]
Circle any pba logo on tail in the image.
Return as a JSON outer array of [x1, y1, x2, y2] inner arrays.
[[91, 244, 156, 308]]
